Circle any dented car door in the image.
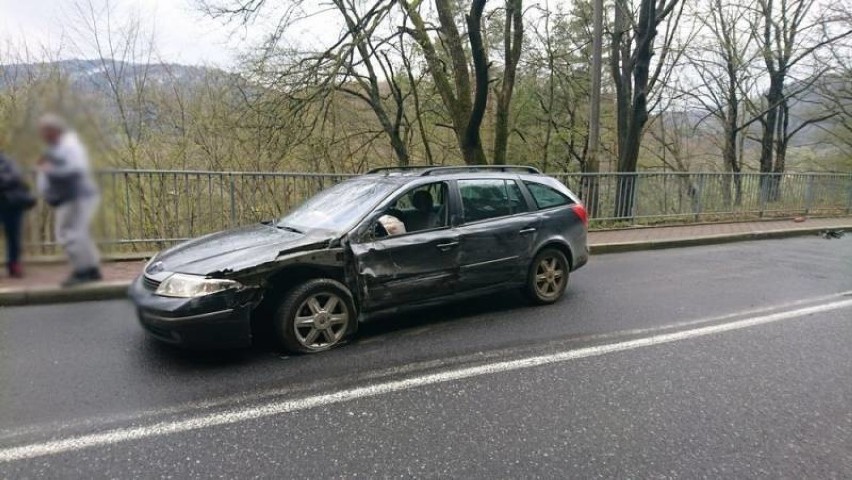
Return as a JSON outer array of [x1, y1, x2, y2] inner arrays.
[[350, 229, 461, 310]]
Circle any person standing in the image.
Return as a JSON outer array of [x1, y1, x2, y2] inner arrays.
[[0, 151, 35, 278], [36, 114, 102, 287]]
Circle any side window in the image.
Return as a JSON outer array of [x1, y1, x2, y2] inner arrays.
[[524, 181, 573, 209], [375, 182, 449, 237], [459, 179, 528, 223]]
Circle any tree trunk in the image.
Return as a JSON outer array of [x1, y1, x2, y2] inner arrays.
[[493, 0, 523, 166], [613, 0, 657, 218], [332, 0, 409, 167], [614, 174, 638, 219], [463, 0, 489, 165], [759, 70, 784, 202], [400, 0, 488, 165], [400, 25, 434, 165], [723, 107, 739, 207], [610, 0, 631, 160], [583, 0, 604, 217], [770, 97, 789, 201]]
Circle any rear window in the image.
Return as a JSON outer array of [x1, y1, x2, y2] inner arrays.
[[458, 179, 528, 222], [524, 181, 573, 209]]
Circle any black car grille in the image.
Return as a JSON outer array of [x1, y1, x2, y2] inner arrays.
[[140, 322, 180, 343], [142, 275, 162, 291]]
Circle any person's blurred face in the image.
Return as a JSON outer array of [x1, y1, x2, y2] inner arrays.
[[39, 126, 62, 146]]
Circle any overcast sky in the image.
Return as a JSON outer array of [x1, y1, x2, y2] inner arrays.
[[0, 0, 578, 68], [0, 0, 244, 66]]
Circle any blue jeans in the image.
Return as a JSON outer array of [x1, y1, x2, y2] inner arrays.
[[1, 208, 23, 268]]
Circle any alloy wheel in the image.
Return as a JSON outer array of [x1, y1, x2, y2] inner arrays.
[[293, 293, 349, 350], [534, 256, 565, 300]]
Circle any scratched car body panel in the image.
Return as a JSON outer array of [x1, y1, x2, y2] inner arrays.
[[128, 166, 589, 351]]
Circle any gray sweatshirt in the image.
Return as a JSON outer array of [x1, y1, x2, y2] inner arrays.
[[37, 131, 98, 205]]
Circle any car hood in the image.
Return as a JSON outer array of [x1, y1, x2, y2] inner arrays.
[[149, 224, 333, 276]]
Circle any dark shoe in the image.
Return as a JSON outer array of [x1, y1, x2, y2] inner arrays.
[[61, 274, 88, 288], [61, 268, 102, 288], [88, 268, 103, 281]]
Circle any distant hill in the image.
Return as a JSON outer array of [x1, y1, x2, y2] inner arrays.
[[0, 59, 227, 94], [660, 75, 846, 159]]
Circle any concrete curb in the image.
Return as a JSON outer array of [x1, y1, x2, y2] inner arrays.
[[0, 281, 131, 307], [1, 225, 845, 307], [2, 253, 154, 267], [589, 225, 844, 254]]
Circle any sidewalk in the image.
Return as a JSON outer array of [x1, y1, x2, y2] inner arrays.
[[1, 217, 850, 306]]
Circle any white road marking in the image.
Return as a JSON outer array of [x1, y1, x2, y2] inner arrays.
[[3, 290, 850, 444], [2, 297, 852, 463]]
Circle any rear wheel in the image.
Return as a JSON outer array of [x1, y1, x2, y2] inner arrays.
[[274, 278, 356, 353], [526, 248, 569, 305]]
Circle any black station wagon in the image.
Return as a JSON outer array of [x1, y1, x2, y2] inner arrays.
[[129, 166, 589, 352]]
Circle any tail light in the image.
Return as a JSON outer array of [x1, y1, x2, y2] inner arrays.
[[571, 203, 589, 228]]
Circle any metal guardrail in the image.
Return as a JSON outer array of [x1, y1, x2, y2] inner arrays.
[[16, 170, 852, 254], [551, 172, 852, 224]]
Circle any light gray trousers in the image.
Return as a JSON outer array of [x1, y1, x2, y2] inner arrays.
[[55, 196, 100, 272]]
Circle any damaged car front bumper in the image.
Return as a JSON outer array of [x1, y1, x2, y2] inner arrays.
[[128, 274, 261, 349]]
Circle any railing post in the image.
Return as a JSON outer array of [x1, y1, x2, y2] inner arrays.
[[694, 174, 706, 222], [229, 174, 237, 227], [846, 175, 852, 215], [124, 172, 131, 241], [804, 174, 815, 215], [630, 174, 639, 225]]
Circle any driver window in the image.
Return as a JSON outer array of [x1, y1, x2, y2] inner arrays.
[[374, 182, 449, 238]]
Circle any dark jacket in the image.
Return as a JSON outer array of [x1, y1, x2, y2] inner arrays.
[[0, 153, 36, 212]]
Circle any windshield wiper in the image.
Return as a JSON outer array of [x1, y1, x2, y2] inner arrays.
[[276, 224, 304, 234]]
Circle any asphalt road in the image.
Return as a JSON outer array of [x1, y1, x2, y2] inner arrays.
[[1, 236, 851, 478]]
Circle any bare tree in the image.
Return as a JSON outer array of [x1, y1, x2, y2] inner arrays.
[[610, 0, 686, 217], [749, 0, 852, 199], [524, 3, 595, 173], [818, 10, 852, 163], [399, 0, 490, 165], [71, 0, 157, 168], [204, 0, 415, 167], [684, 0, 759, 205], [399, 11, 435, 165]]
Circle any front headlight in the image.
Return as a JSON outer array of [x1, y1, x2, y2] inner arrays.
[[155, 274, 242, 298]]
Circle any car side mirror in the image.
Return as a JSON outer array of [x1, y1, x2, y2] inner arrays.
[[352, 215, 385, 243], [371, 219, 389, 240]]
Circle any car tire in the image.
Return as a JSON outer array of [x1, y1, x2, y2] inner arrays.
[[274, 278, 357, 353], [525, 248, 570, 305]]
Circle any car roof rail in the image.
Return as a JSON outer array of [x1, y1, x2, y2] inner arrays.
[[366, 166, 430, 175], [419, 165, 541, 176]]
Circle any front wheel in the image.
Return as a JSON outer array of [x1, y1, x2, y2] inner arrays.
[[525, 248, 569, 305], [274, 278, 356, 353]]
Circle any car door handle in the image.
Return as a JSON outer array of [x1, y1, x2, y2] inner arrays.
[[519, 227, 537, 234], [436, 241, 459, 251]]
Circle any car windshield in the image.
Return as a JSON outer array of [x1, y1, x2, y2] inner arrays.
[[278, 178, 397, 232]]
